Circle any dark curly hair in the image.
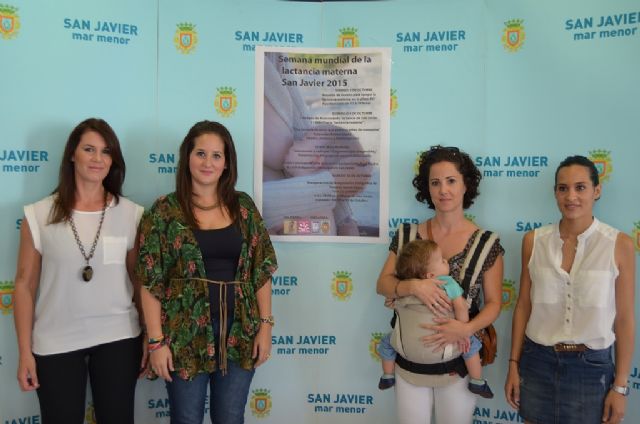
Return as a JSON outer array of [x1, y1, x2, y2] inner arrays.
[[412, 145, 481, 209], [554, 155, 599, 189]]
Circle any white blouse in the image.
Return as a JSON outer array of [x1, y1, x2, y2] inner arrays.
[[526, 218, 619, 349], [24, 195, 143, 355]]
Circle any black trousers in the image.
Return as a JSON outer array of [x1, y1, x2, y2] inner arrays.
[[34, 335, 142, 424]]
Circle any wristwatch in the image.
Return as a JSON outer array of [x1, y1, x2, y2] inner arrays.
[[260, 315, 275, 327], [611, 384, 630, 396]]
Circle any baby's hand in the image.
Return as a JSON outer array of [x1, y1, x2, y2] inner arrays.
[[457, 338, 470, 354], [384, 298, 395, 309]]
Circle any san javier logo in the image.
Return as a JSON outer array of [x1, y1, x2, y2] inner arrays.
[[0, 4, 19, 40], [1, 148, 49, 173], [214, 86, 237, 118], [369, 332, 385, 362], [0, 281, 14, 315], [501, 279, 517, 311], [250, 389, 272, 418], [272, 275, 297, 296], [308, 392, 373, 414], [588, 149, 613, 183], [390, 88, 398, 117], [4, 415, 41, 424], [174, 22, 197, 54], [632, 221, 640, 254], [84, 402, 96, 424], [413, 151, 423, 175], [337, 27, 359, 48], [502, 19, 525, 52], [331, 271, 353, 301], [149, 152, 177, 174]]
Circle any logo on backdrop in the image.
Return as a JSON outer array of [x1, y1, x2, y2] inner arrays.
[[474, 405, 524, 423], [388, 217, 419, 237], [214, 86, 237, 117], [0, 4, 19, 39], [308, 392, 374, 415], [63, 17, 139, 45], [174, 22, 197, 54], [147, 397, 171, 418], [630, 364, 640, 392], [501, 19, 525, 52], [250, 389, 272, 418], [234, 29, 304, 52], [390, 88, 398, 117], [396, 29, 467, 53], [588, 149, 613, 183], [148, 152, 177, 174], [337, 27, 359, 48], [413, 151, 423, 175], [4, 415, 41, 424], [84, 402, 97, 424], [565, 12, 640, 42], [1, 149, 49, 173], [632, 221, 640, 254], [331, 271, 353, 300], [271, 275, 298, 296], [369, 332, 385, 362], [501, 279, 517, 311], [474, 155, 548, 179], [0, 281, 14, 315], [273, 334, 336, 356]]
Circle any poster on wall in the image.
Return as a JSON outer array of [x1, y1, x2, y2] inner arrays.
[[255, 46, 390, 243]]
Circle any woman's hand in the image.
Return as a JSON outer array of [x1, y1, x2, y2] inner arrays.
[[421, 317, 469, 351], [17, 353, 39, 391], [410, 278, 451, 314], [504, 365, 521, 410], [253, 323, 273, 368], [149, 345, 174, 382], [601, 390, 626, 423]]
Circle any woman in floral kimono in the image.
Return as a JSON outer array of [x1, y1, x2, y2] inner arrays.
[[137, 120, 277, 424]]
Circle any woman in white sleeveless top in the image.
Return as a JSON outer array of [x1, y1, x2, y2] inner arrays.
[[13, 118, 145, 424], [505, 155, 635, 424]]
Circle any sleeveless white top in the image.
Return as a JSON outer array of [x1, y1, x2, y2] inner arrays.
[[526, 218, 619, 349], [24, 195, 143, 355]]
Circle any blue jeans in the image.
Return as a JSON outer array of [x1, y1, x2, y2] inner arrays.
[[519, 337, 614, 424], [165, 360, 256, 424], [377, 332, 396, 361], [462, 334, 481, 360]]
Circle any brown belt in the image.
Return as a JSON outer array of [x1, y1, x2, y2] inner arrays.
[[553, 343, 587, 352]]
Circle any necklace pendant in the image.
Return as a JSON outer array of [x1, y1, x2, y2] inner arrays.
[[82, 265, 93, 282]]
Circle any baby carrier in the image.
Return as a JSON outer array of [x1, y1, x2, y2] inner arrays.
[[390, 223, 498, 377]]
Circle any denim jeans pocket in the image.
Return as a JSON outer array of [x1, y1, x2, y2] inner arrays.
[[580, 348, 612, 367]]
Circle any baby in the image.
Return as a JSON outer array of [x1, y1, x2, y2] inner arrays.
[[377, 239, 493, 398]]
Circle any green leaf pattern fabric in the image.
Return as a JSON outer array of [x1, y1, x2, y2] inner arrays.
[[136, 192, 277, 380]]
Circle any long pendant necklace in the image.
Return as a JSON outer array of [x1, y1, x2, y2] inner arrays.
[[69, 196, 108, 282]]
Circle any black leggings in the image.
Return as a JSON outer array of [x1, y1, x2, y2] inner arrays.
[[34, 335, 142, 424]]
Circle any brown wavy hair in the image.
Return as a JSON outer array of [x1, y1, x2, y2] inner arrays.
[[396, 239, 439, 280], [176, 120, 239, 228], [49, 118, 125, 224]]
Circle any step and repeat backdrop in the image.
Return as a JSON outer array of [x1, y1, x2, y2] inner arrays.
[[1, 0, 639, 423]]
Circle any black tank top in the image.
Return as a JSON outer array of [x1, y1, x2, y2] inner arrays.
[[193, 224, 243, 341]]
